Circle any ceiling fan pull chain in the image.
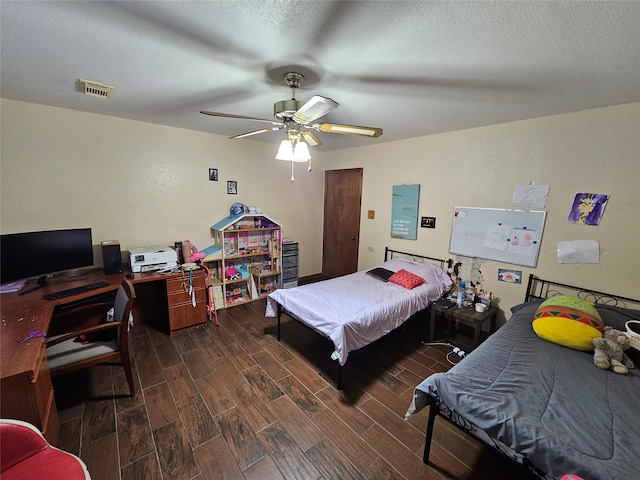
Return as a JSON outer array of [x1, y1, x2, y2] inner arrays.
[[308, 157, 312, 172], [291, 162, 295, 182]]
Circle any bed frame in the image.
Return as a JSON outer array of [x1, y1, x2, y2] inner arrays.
[[274, 247, 451, 389], [421, 274, 640, 478]]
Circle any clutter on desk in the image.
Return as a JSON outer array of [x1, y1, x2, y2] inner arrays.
[[0, 279, 27, 294]]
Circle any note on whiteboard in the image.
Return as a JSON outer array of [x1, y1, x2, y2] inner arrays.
[[507, 227, 538, 257], [454, 208, 467, 219], [557, 240, 600, 264], [484, 223, 511, 251], [512, 185, 549, 208]]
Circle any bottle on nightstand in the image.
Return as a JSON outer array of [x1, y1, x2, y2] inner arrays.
[[464, 283, 475, 307], [457, 282, 465, 308]]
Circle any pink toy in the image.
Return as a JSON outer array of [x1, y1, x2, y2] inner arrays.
[[182, 240, 205, 262], [225, 267, 241, 280]]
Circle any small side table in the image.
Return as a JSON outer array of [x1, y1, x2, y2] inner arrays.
[[430, 303, 498, 348]]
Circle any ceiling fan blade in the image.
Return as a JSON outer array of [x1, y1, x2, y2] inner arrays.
[[315, 123, 383, 138], [293, 96, 339, 124], [230, 126, 282, 139], [200, 110, 282, 126], [302, 130, 322, 147]]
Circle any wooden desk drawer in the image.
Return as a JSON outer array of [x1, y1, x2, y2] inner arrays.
[[168, 301, 207, 332], [0, 345, 59, 445], [166, 270, 207, 333], [166, 272, 205, 306], [167, 286, 206, 307]]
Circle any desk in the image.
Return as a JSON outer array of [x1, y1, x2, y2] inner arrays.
[[430, 303, 498, 348], [0, 268, 208, 445]]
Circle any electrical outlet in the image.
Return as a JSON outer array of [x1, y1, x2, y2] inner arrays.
[[368, 210, 375, 219]]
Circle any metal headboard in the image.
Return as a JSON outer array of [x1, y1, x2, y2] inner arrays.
[[384, 247, 451, 272], [525, 274, 640, 309]]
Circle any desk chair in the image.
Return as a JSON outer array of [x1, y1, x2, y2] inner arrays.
[[0, 418, 91, 480], [46, 279, 136, 396]]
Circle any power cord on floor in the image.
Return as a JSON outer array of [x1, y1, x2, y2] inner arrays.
[[421, 341, 467, 365]]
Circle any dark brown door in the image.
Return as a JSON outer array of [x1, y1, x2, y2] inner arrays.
[[322, 168, 363, 279]]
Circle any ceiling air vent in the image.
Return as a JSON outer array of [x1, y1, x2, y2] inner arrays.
[[80, 79, 113, 98]]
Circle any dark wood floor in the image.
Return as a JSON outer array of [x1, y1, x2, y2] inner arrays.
[[54, 299, 526, 480]]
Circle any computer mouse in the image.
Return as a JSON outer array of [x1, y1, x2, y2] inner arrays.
[[126, 273, 135, 278]]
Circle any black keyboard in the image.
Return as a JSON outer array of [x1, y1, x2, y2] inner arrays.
[[43, 281, 110, 300]]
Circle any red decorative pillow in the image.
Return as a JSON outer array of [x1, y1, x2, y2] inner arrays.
[[389, 269, 425, 289]]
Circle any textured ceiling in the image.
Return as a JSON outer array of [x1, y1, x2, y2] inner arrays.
[[1, 1, 639, 152]]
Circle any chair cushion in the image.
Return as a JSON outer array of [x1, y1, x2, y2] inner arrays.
[[0, 420, 48, 472], [46, 335, 119, 370], [1, 420, 90, 480], [2, 448, 91, 480]]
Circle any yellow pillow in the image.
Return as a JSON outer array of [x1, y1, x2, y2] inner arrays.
[[532, 296, 604, 351]]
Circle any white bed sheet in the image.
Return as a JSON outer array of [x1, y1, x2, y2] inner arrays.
[[265, 258, 452, 365]]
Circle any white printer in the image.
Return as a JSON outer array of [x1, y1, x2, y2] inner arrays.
[[129, 246, 178, 272]]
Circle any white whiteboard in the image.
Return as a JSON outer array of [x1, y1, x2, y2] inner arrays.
[[449, 207, 547, 268]]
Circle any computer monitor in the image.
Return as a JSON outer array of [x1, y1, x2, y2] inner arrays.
[[0, 228, 94, 285]]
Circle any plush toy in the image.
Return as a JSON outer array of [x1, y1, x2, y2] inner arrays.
[[224, 267, 241, 280], [191, 252, 205, 262], [593, 326, 635, 374]]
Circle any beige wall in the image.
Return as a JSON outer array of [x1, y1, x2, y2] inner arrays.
[[0, 98, 325, 277], [2, 98, 638, 323], [328, 102, 640, 323]]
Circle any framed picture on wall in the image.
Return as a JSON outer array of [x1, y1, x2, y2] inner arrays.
[[209, 168, 218, 181], [227, 180, 237, 195]]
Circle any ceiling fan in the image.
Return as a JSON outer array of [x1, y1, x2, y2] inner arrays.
[[200, 72, 383, 148]]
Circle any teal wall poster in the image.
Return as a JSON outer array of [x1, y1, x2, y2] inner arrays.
[[391, 184, 420, 240]]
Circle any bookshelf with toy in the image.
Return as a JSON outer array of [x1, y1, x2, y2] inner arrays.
[[208, 212, 282, 308]]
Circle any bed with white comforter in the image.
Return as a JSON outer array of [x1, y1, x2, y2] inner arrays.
[[265, 256, 452, 367]]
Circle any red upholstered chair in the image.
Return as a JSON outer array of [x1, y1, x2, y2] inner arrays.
[[0, 419, 91, 480]]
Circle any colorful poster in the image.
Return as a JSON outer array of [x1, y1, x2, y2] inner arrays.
[[567, 193, 609, 226], [498, 269, 522, 284], [391, 184, 420, 240]]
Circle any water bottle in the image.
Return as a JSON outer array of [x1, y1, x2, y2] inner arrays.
[[457, 282, 465, 308], [464, 283, 474, 307]]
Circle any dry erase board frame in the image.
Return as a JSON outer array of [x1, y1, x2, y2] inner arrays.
[[449, 207, 547, 268]]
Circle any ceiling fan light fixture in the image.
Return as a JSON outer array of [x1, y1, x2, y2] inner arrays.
[[293, 140, 310, 161], [275, 139, 293, 161], [275, 138, 310, 162]]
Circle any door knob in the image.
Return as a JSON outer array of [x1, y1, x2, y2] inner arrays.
[[351, 236, 356, 240]]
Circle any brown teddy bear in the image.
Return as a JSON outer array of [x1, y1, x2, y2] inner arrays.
[[593, 326, 635, 374]]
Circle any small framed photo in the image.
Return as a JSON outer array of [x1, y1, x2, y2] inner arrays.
[[209, 168, 218, 181], [227, 180, 237, 195], [420, 216, 436, 228]]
